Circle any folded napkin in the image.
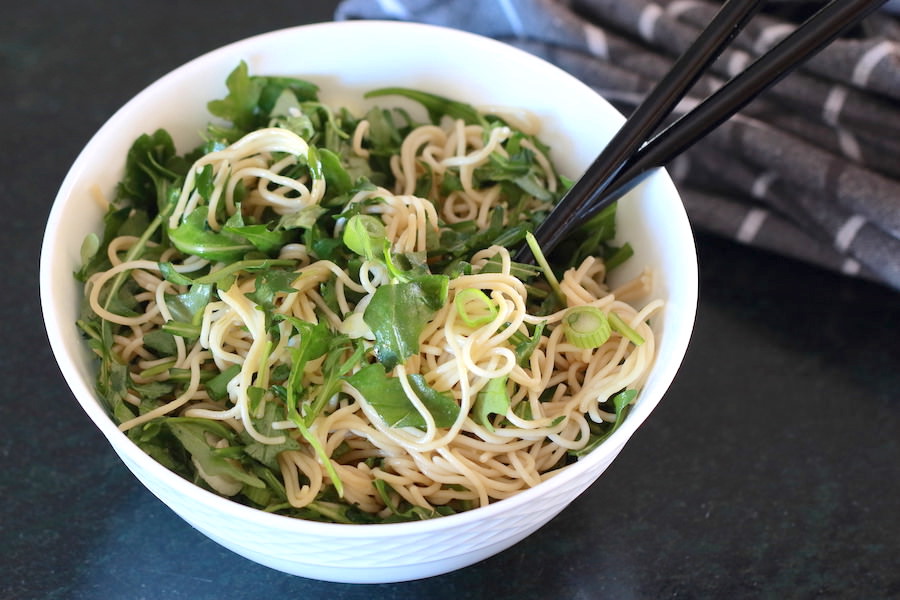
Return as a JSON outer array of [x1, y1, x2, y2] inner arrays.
[[336, 0, 900, 290]]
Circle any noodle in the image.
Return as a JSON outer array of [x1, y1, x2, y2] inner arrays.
[[77, 71, 661, 523]]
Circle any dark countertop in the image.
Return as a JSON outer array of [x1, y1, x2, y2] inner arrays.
[[3, 2, 898, 598]]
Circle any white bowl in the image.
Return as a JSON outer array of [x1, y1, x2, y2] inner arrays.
[[40, 21, 697, 583]]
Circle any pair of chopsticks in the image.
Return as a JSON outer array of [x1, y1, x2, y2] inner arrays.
[[517, 0, 887, 262]]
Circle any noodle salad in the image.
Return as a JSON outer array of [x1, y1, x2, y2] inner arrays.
[[76, 62, 662, 523]]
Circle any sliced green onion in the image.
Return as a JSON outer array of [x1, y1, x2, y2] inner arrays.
[[525, 232, 565, 305], [562, 305, 611, 349], [609, 311, 645, 346], [454, 288, 498, 327]]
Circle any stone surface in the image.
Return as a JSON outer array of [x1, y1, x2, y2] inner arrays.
[[3, 2, 899, 598]]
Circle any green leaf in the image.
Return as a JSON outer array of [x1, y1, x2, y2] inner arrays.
[[373, 479, 448, 522], [158, 262, 195, 286], [164, 283, 212, 325], [570, 389, 637, 457], [115, 129, 181, 213], [241, 402, 301, 470], [74, 206, 128, 282], [221, 209, 294, 255], [346, 363, 459, 430], [257, 76, 319, 114], [303, 338, 365, 427], [363, 275, 449, 370], [342, 214, 386, 262], [318, 147, 353, 198], [557, 202, 620, 270], [514, 321, 546, 366], [205, 364, 241, 403], [365, 87, 484, 125], [142, 329, 177, 357], [161, 320, 200, 339], [207, 61, 265, 135], [166, 419, 265, 488], [278, 205, 327, 230], [247, 268, 297, 311], [473, 376, 510, 432], [130, 380, 175, 401], [168, 209, 255, 262], [280, 316, 344, 495]]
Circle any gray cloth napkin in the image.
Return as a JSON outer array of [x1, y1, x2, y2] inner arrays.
[[335, 0, 900, 290]]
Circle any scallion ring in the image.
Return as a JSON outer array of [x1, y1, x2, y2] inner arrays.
[[455, 288, 498, 327], [562, 305, 611, 348]]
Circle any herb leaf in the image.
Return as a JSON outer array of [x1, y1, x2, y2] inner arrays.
[[363, 275, 449, 370], [365, 87, 484, 125], [473, 376, 510, 432], [569, 389, 637, 457], [346, 363, 459, 430], [166, 418, 265, 488]]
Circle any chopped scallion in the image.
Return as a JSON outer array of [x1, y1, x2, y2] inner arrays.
[[562, 305, 611, 349], [454, 288, 498, 327], [525, 232, 565, 306], [609, 311, 645, 346]]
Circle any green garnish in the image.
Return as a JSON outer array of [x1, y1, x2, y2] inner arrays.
[[562, 305, 611, 349], [454, 288, 498, 327], [525, 231, 565, 306], [609, 311, 645, 346]]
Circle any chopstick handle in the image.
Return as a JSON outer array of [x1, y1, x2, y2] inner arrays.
[[516, 0, 763, 262], [574, 0, 888, 226]]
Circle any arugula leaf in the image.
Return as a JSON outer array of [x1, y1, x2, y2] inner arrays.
[[256, 76, 319, 115], [241, 402, 301, 470], [373, 479, 450, 522], [130, 380, 175, 401], [168, 209, 256, 262], [247, 268, 297, 311], [346, 363, 459, 430], [158, 262, 195, 286], [142, 329, 177, 357], [555, 202, 620, 270], [115, 128, 184, 214], [166, 418, 265, 488], [569, 389, 637, 457], [222, 218, 293, 255], [303, 338, 365, 426], [360, 106, 405, 158], [281, 317, 344, 495], [164, 283, 212, 325], [514, 321, 546, 366], [205, 364, 241, 403], [207, 62, 265, 138], [363, 275, 449, 370], [473, 376, 510, 432], [365, 87, 484, 125], [342, 214, 387, 262], [278, 205, 327, 230]]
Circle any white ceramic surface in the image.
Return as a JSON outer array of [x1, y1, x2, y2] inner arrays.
[[40, 21, 698, 584]]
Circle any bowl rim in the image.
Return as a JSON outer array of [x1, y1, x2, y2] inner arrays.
[[40, 19, 698, 538]]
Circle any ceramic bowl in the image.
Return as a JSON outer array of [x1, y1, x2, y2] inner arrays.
[[40, 20, 697, 583]]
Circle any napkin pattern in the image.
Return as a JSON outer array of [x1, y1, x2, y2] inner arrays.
[[335, 0, 900, 290]]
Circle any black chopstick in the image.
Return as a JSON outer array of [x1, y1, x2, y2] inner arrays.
[[518, 0, 888, 262], [515, 0, 763, 263], [569, 0, 888, 228]]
